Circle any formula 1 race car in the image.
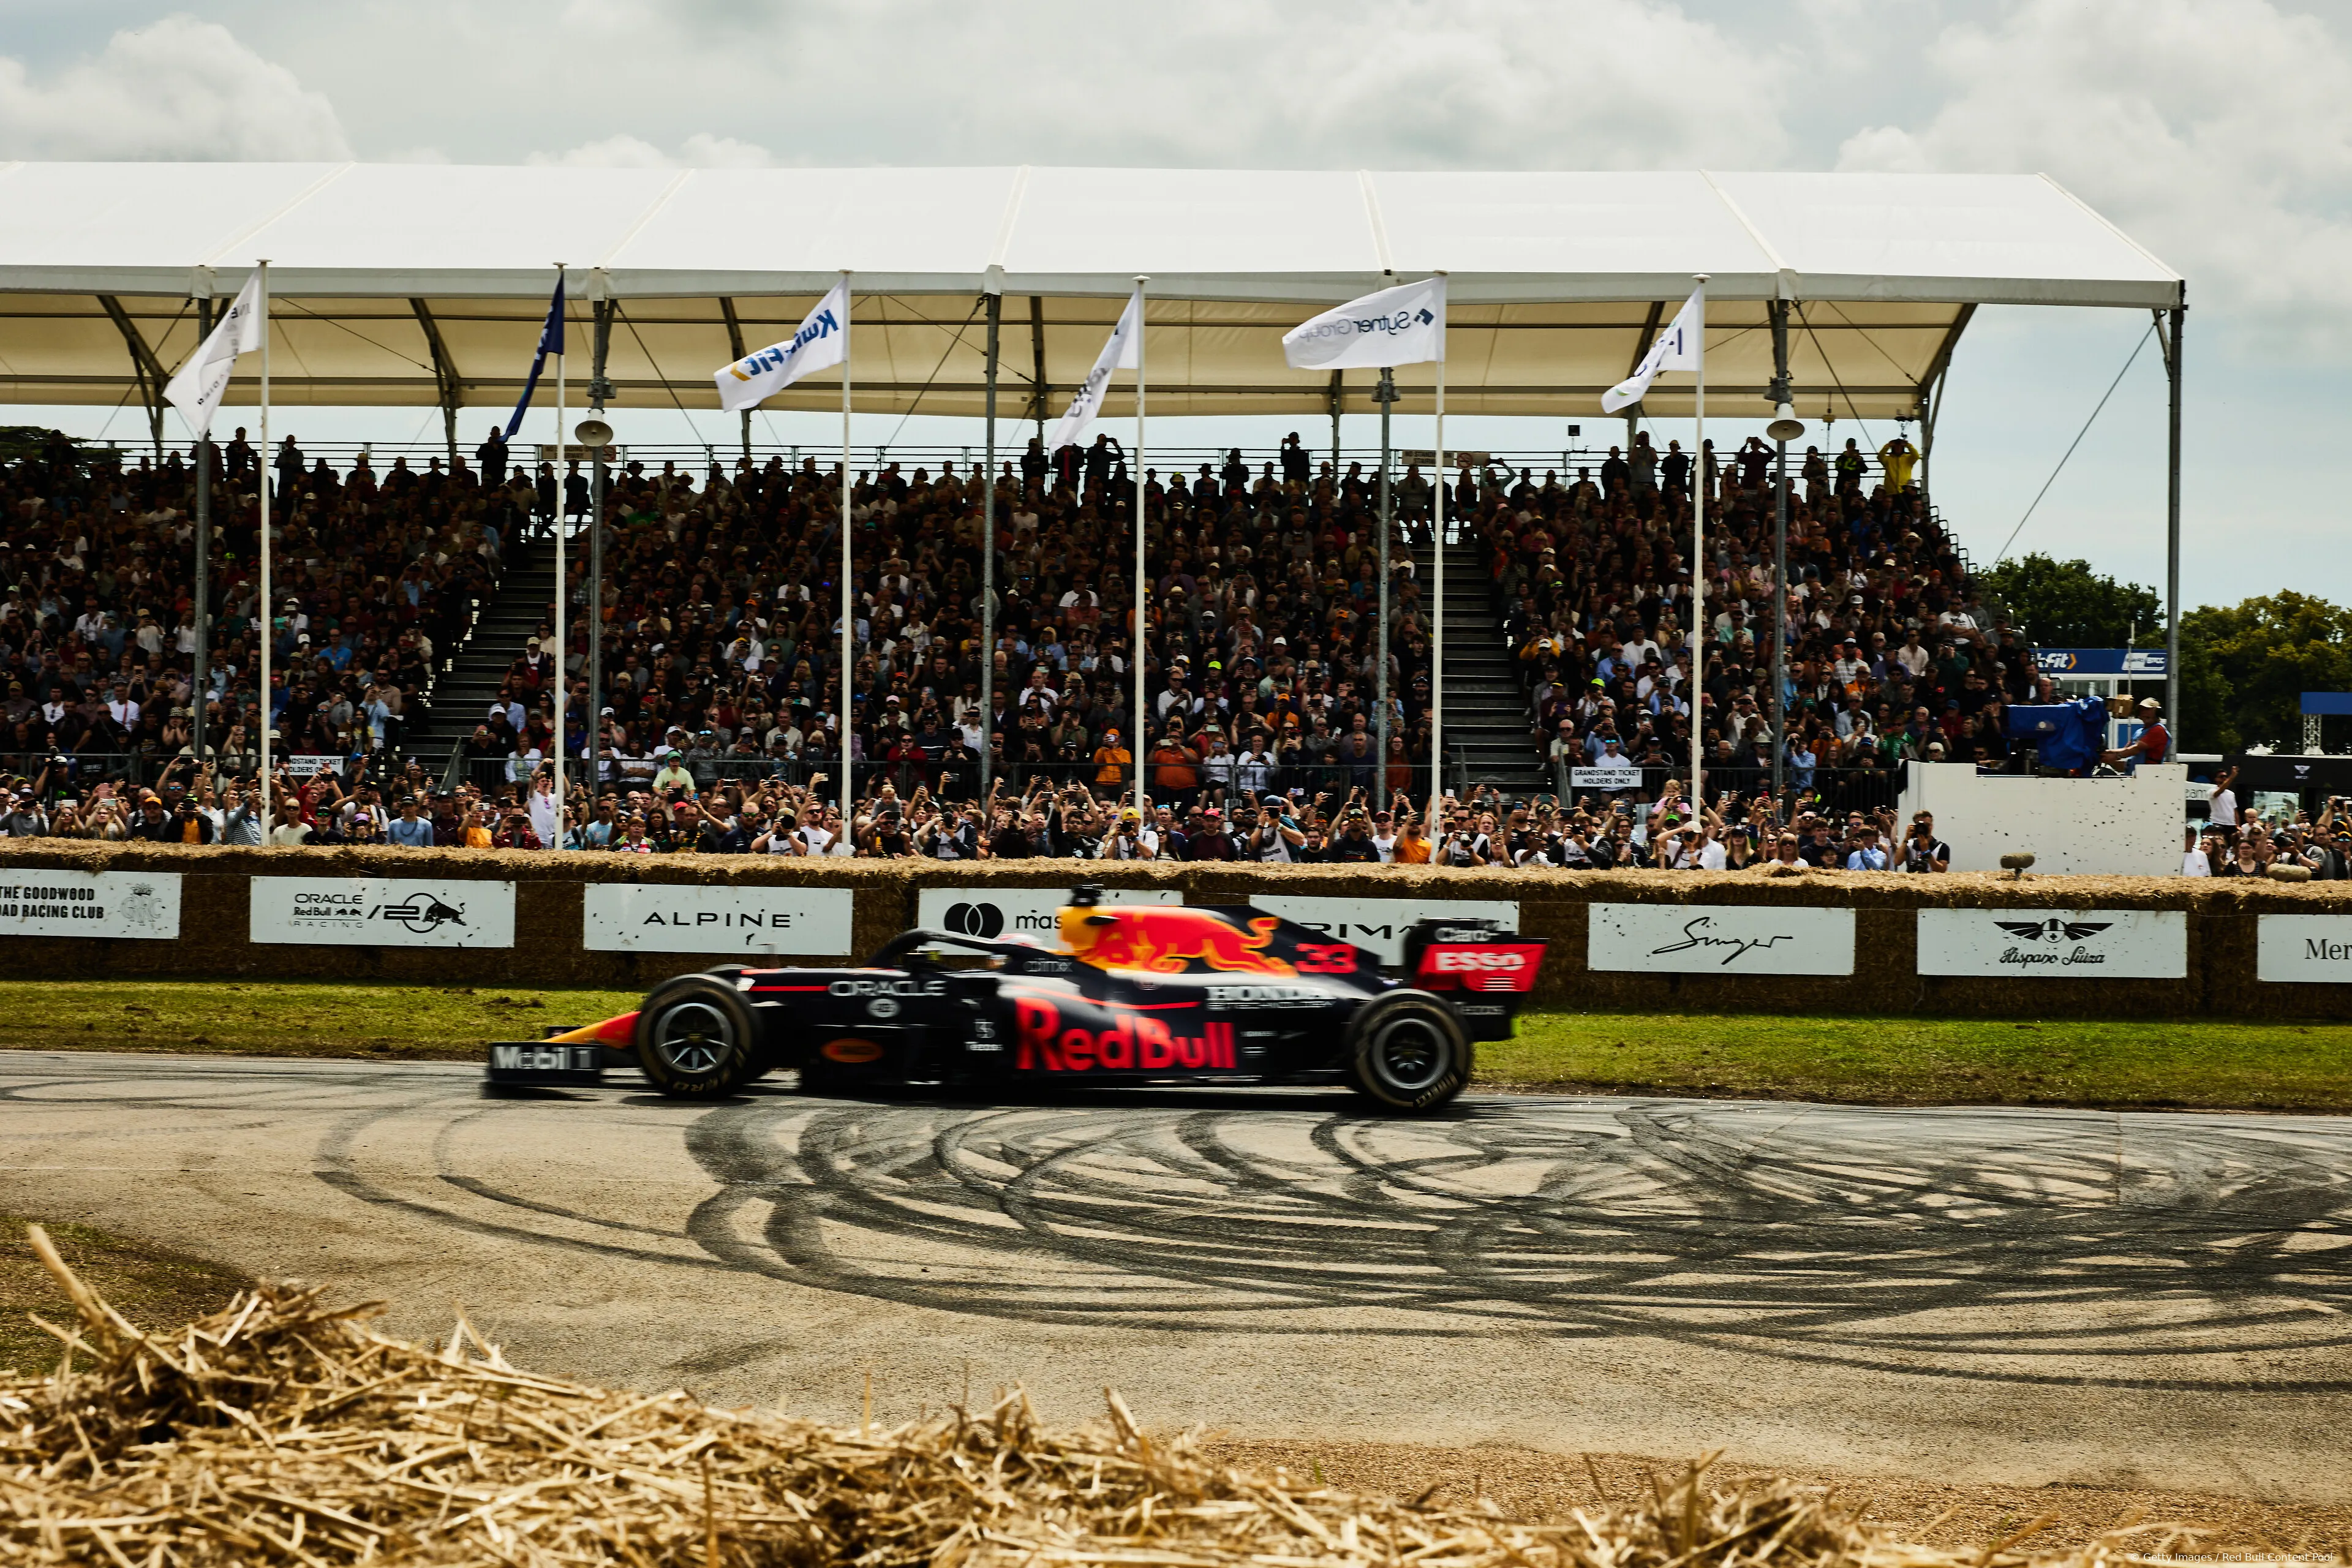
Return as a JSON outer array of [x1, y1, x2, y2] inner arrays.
[[487, 886, 1547, 1113]]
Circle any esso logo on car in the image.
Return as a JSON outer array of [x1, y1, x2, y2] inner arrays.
[[1429, 949, 1527, 973]]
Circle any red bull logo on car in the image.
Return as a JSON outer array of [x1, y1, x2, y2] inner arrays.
[[1059, 906, 1296, 976], [1011, 995, 1238, 1072]]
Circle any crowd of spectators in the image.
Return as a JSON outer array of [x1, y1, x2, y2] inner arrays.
[[0, 418, 2121, 868], [0, 426, 502, 785]]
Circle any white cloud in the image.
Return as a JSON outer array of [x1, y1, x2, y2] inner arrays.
[[530, 131, 774, 167], [0, 15, 349, 160], [1836, 0, 2352, 353]]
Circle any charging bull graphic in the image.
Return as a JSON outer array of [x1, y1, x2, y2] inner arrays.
[[1057, 903, 1297, 976]]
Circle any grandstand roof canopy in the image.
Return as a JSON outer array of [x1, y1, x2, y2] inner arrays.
[[0, 162, 2183, 425]]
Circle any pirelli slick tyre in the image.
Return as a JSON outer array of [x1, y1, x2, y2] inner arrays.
[[1343, 991, 1472, 1112], [633, 974, 762, 1099]]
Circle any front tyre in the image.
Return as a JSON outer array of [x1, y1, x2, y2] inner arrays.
[[1344, 991, 1472, 1112], [633, 974, 761, 1099]]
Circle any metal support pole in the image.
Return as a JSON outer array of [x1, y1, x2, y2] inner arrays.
[[257, 261, 273, 838], [1327, 371, 1342, 470], [588, 297, 613, 804], [551, 265, 565, 830], [1374, 366, 1396, 803], [981, 289, 1000, 796], [190, 293, 214, 776], [1689, 274, 1707, 818], [840, 271, 856, 830], [1768, 300, 1792, 812], [1132, 277, 1150, 820], [2163, 301, 2185, 734]]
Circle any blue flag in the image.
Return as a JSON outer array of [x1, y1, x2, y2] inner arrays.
[[502, 276, 567, 439]]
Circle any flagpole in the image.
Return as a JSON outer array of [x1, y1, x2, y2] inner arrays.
[[1690, 273, 1707, 826], [1433, 333, 1446, 806], [1132, 276, 1149, 820], [981, 289, 1000, 799], [257, 260, 273, 842], [839, 270, 854, 837], [552, 263, 566, 840]]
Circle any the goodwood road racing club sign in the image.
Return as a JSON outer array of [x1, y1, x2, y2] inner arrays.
[[913, 886, 1181, 952], [582, 884, 854, 955], [248, 878, 515, 948], [1588, 903, 1855, 976], [0, 870, 182, 939], [1915, 908, 2186, 978]]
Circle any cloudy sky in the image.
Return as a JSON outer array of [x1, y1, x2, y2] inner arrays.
[[2, 0, 2346, 612]]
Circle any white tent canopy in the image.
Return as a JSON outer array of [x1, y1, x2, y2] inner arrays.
[[0, 162, 2181, 425]]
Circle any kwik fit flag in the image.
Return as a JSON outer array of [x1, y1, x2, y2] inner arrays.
[[1602, 287, 1703, 413], [502, 276, 567, 439], [717, 279, 849, 412], [1281, 275, 1446, 371], [162, 270, 265, 438], [1047, 287, 1142, 452]]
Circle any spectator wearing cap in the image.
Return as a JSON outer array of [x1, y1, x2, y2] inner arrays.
[[1844, 826, 1890, 871], [386, 795, 435, 847], [1, 793, 45, 838], [2102, 698, 2171, 770]]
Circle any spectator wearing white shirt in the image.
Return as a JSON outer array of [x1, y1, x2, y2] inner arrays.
[[2182, 825, 2212, 876]]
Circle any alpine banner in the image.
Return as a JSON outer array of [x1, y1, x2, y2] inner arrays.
[[716, 278, 849, 412], [1281, 276, 1446, 371]]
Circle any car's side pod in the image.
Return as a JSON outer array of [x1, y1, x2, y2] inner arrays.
[[1399, 918, 1548, 1041]]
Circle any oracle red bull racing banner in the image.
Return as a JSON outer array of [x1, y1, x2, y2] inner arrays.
[[248, 876, 516, 949]]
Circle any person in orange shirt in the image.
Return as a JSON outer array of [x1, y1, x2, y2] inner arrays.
[[1391, 788, 1438, 864], [1150, 723, 1199, 799], [1091, 726, 1131, 788]]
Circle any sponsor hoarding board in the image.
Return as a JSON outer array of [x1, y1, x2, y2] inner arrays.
[[1248, 895, 1519, 967], [583, 884, 856, 954], [1589, 903, 1855, 975], [913, 886, 1179, 952], [2256, 914, 2352, 983], [0, 870, 181, 940], [249, 877, 515, 948], [1915, 908, 2185, 978]]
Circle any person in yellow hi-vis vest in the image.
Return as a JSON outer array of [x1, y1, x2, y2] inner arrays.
[[1878, 434, 1920, 492]]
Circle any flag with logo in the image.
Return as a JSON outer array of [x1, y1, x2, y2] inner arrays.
[[1282, 275, 1446, 371], [1602, 286, 1703, 413], [502, 275, 567, 438], [163, 270, 266, 437], [1047, 287, 1142, 452], [716, 278, 850, 412]]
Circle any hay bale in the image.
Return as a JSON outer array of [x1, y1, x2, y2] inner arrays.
[[0, 1226, 2189, 1567]]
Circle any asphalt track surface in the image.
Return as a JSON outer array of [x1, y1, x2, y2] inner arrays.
[[2, 1052, 2348, 1498]]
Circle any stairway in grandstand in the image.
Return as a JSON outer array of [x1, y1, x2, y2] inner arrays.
[[402, 541, 557, 766], [1407, 537, 1548, 796]]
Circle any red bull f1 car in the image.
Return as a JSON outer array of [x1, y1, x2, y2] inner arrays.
[[487, 885, 1547, 1113]]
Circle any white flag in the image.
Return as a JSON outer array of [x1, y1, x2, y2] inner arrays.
[[1047, 287, 1142, 453], [163, 271, 265, 438], [1282, 276, 1446, 371], [1602, 287, 1703, 413], [715, 279, 848, 412]]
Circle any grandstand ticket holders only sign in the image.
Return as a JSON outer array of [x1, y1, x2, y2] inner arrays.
[[582, 884, 854, 955], [914, 886, 1179, 954], [1250, 896, 1520, 968], [249, 878, 515, 948], [0, 870, 181, 940], [2255, 915, 2352, 982], [1589, 903, 1856, 976], [1915, 908, 2186, 978]]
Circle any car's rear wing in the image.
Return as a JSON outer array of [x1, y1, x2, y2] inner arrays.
[[1399, 918, 1548, 1039]]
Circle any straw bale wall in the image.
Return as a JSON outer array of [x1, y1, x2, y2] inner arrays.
[[1, 842, 2348, 1019]]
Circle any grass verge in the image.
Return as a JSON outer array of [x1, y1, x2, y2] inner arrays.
[[1487, 1011, 2352, 1113], [0, 1218, 246, 1376], [0, 980, 643, 1061], [0, 981, 2346, 1113]]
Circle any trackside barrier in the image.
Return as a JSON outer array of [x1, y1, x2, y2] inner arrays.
[[0, 843, 2348, 1019]]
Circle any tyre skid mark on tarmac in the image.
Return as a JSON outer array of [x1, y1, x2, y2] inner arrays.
[[18, 1056, 2343, 1392]]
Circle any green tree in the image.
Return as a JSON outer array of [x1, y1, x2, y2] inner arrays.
[[2177, 593, 2352, 753], [1978, 554, 2161, 647]]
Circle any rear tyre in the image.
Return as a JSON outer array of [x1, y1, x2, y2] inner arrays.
[[633, 974, 762, 1099], [1343, 991, 1472, 1112]]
